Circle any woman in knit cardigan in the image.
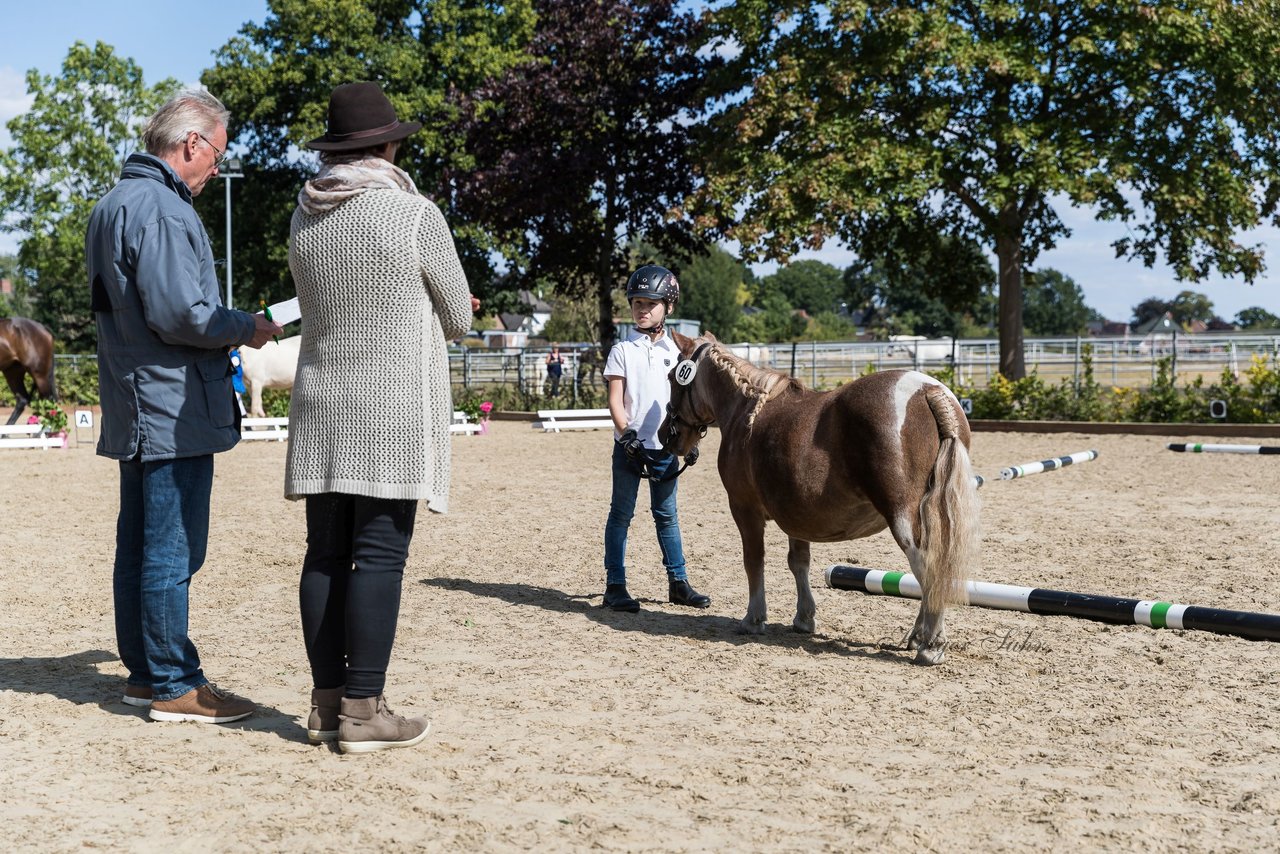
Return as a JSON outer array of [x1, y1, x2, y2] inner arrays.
[[285, 82, 476, 754]]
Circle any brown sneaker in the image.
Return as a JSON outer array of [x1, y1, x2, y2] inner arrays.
[[337, 695, 430, 754], [149, 684, 254, 724], [122, 684, 153, 707], [307, 686, 344, 744]]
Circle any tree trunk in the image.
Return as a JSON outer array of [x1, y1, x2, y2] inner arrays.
[[995, 209, 1026, 380], [598, 179, 620, 351], [597, 277, 616, 351], [596, 238, 617, 351]]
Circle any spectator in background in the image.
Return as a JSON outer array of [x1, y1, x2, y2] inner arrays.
[[546, 343, 564, 397]]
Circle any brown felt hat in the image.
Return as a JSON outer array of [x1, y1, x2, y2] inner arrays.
[[306, 82, 422, 152]]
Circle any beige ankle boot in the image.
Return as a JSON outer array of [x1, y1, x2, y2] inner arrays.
[[307, 686, 345, 744], [337, 694, 430, 754]]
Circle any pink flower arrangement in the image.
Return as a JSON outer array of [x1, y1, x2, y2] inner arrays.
[[479, 401, 493, 415]]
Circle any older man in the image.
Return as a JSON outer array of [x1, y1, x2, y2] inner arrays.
[[86, 89, 280, 724]]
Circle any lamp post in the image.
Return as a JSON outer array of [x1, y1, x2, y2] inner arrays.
[[221, 156, 244, 309]]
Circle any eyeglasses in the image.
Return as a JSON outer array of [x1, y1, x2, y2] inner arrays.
[[196, 133, 227, 168]]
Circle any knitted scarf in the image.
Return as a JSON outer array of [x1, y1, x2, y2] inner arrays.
[[297, 154, 419, 215]]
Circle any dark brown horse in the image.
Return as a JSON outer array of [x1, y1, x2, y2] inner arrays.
[[0, 317, 58, 425], [660, 333, 980, 664]]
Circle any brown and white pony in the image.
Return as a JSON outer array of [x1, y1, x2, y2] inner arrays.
[[0, 316, 58, 426], [660, 333, 980, 664]]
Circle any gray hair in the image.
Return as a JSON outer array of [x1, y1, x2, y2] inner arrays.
[[142, 89, 231, 155]]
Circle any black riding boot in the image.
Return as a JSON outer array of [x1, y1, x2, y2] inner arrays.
[[603, 584, 640, 613], [669, 579, 711, 609]]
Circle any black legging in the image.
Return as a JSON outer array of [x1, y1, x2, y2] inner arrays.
[[299, 493, 418, 698]]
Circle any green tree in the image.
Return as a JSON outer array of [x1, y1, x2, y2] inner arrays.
[[759, 259, 843, 316], [1168, 290, 1216, 326], [450, 0, 712, 347], [541, 292, 602, 343], [1133, 290, 1217, 328], [200, 0, 536, 310], [697, 2, 1280, 379], [734, 290, 806, 343], [1234, 306, 1280, 330], [799, 310, 859, 341], [0, 253, 31, 318], [677, 244, 750, 340], [1131, 296, 1173, 327], [1022, 268, 1099, 336], [844, 234, 996, 338], [0, 42, 177, 350]]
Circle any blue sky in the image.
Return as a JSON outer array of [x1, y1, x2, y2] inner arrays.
[[3, 0, 1278, 323]]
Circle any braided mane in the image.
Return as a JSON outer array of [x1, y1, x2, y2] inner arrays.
[[705, 344, 803, 427]]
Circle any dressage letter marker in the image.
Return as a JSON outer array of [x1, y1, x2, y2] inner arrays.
[[824, 565, 1280, 642], [999, 449, 1098, 480], [1167, 443, 1280, 455]]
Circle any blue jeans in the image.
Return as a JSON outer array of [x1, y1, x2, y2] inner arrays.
[[113, 455, 214, 701], [604, 442, 687, 586]]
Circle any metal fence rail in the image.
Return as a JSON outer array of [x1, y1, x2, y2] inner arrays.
[[48, 333, 1280, 400], [445, 333, 1280, 393]]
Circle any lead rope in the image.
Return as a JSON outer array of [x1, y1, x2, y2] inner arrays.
[[637, 445, 700, 483]]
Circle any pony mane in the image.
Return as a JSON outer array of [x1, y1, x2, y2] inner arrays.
[[705, 345, 803, 428]]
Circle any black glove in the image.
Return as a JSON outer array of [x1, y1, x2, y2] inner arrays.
[[618, 428, 644, 460]]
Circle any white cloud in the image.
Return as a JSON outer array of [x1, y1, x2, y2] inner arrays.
[[0, 66, 33, 257], [0, 65, 33, 150]]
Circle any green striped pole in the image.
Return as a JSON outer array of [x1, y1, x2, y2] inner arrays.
[[999, 449, 1098, 480], [1167, 443, 1280, 455], [824, 565, 1280, 642]]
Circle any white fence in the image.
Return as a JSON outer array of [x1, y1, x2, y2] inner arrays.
[[45, 333, 1280, 403], [446, 333, 1280, 393]]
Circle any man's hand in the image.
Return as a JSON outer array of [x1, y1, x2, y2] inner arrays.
[[618, 428, 644, 460], [470, 293, 481, 313], [245, 314, 284, 349]]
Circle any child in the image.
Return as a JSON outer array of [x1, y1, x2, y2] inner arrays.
[[601, 265, 711, 612]]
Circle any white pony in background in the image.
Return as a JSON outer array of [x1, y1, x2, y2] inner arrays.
[[238, 335, 301, 417], [887, 335, 956, 365]]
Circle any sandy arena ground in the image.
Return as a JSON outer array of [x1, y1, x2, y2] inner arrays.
[[1, 417, 1278, 852]]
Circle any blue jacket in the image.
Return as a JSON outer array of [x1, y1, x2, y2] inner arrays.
[[87, 153, 256, 461]]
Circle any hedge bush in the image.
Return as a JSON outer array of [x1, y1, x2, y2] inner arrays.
[[939, 349, 1280, 424]]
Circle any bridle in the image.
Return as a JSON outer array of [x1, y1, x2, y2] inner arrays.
[[640, 342, 714, 483]]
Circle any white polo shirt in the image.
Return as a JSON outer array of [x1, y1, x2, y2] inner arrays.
[[604, 330, 681, 449]]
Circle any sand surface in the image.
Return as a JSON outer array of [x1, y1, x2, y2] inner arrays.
[[2, 420, 1278, 851]]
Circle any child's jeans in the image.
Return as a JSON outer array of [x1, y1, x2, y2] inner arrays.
[[603, 441, 687, 586]]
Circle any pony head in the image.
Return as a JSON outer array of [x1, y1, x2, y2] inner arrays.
[[660, 331, 718, 458]]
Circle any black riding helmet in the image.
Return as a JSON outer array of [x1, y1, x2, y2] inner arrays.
[[625, 265, 680, 308]]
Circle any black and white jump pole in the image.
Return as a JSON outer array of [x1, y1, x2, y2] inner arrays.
[[999, 449, 1098, 480], [1167, 443, 1280, 455], [824, 565, 1280, 643]]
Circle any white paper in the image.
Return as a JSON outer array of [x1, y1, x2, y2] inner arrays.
[[258, 296, 301, 326]]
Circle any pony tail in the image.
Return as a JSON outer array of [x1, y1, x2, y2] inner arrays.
[[917, 385, 981, 613]]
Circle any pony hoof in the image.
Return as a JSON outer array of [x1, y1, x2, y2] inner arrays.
[[792, 617, 815, 634], [913, 647, 945, 666], [738, 619, 766, 636]]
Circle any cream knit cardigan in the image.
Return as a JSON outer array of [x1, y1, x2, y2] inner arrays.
[[284, 189, 472, 511]]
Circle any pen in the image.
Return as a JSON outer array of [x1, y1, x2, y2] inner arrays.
[[261, 300, 279, 343]]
